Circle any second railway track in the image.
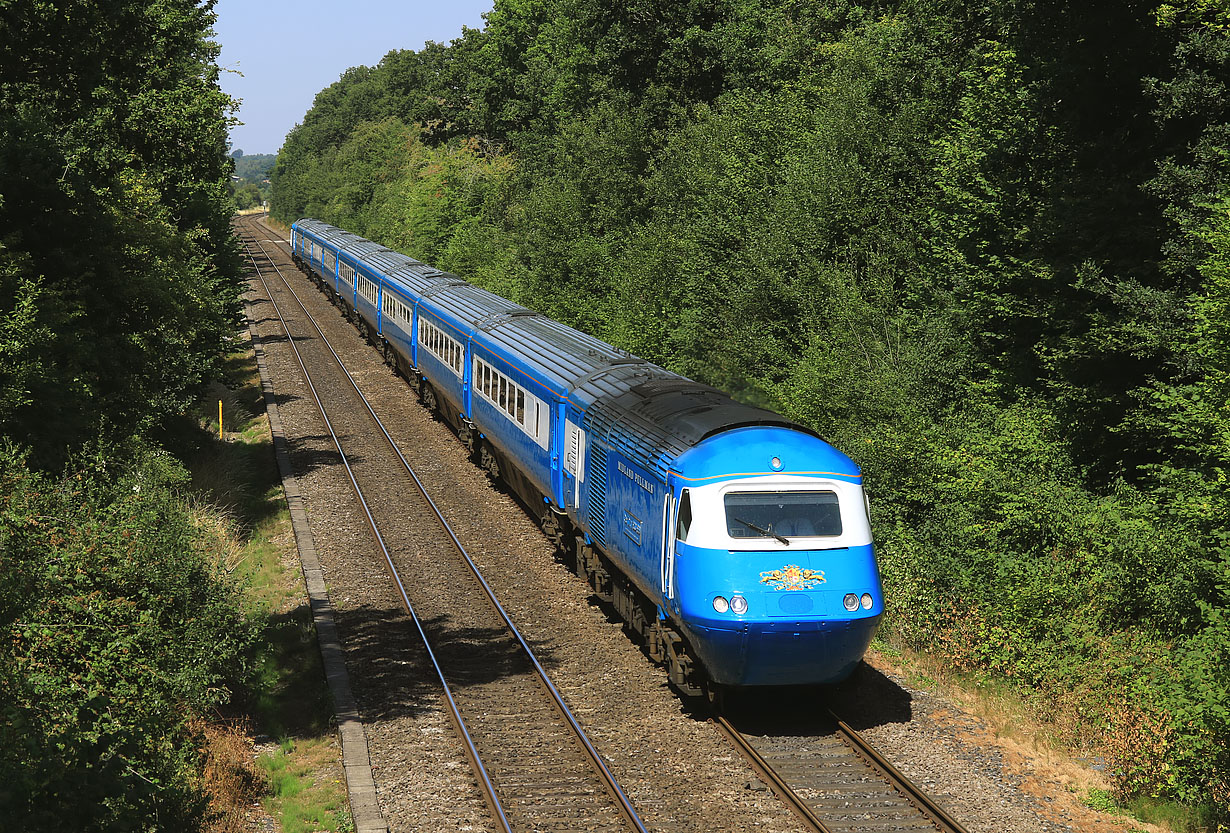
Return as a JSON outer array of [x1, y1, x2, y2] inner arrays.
[[236, 212, 980, 833], [237, 215, 647, 833]]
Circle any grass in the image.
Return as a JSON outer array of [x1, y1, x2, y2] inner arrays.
[[185, 336, 352, 833], [259, 739, 355, 833], [1080, 788, 1215, 833]]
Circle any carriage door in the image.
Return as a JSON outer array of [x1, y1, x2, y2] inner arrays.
[[661, 475, 682, 599], [564, 417, 585, 511]]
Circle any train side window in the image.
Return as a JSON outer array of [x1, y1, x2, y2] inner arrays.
[[516, 390, 525, 424], [498, 377, 507, 409], [676, 490, 692, 542]]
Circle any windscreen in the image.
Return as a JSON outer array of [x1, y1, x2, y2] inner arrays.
[[724, 491, 842, 539]]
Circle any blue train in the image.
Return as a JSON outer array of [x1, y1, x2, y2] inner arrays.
[[290, 218, 882, 694]]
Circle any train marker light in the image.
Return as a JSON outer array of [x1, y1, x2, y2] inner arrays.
[[843, 593, 859, 612], [770, 456, 783, 471], [861, 593, 873, 610], [731, 595, 748, 614], [713, 596, 730, 614]]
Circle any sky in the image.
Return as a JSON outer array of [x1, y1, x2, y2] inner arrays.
[[213, 0, 493, 155]]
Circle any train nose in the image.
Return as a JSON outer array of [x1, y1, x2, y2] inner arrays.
[[688, 614, 881, 686]]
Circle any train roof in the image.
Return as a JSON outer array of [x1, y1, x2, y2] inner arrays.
[[295, 218, 363, 250], [294, 219, 818, 477]]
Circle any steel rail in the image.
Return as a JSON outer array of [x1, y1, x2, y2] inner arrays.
[[829, 708, 971, 833], [237, 224, 515, 833], [709, 716, 831, 833], [239, 216, 650, 833]]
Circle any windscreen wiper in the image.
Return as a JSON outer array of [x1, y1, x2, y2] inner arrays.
[[733, 516, 790, 546]]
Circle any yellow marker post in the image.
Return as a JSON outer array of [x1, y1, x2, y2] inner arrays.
[[219, 399, 224, 441]]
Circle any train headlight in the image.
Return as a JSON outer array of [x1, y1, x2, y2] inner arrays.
[[730, 595, 748, 615], [843, 593, 859, 612], [861, 593, 874, 610], [713, 596, 730, 614]]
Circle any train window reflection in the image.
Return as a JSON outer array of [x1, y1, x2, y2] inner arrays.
[[676, 490, 692, 542], [724, 491, 841, 539]]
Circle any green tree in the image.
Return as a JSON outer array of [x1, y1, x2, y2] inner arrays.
[[0, 0, 242, 468]]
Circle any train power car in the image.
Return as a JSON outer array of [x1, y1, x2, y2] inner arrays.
[[289, 218, 883, 694]]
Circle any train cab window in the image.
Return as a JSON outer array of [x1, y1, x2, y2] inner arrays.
[[676, 490, 692, 542], [724, 491, 842, 540]]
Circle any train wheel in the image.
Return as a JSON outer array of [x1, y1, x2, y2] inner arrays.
[[540, 511, 566, 557], [479, 445, 501, 480], [420, 383, 438, 414], [458, 424, 479, 462]]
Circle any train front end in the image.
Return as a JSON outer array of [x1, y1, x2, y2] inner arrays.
[[669, 426, 882, 687]]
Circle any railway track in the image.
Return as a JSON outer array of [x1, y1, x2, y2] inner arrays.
[[236, 213, 973, 833], [713, 705, 970, 833], [235, 214, 648, 833]]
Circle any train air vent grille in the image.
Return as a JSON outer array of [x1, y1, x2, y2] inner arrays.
[[587, 443, 608, 547]]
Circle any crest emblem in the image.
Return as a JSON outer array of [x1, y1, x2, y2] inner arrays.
[[759, 564, 826, 591]]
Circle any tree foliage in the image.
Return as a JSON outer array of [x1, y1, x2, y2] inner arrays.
[[271, 0, 1230, 815], [0, 0, 243, 469]]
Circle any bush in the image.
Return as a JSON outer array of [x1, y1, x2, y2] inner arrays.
[[0, 443, 260, 832]]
